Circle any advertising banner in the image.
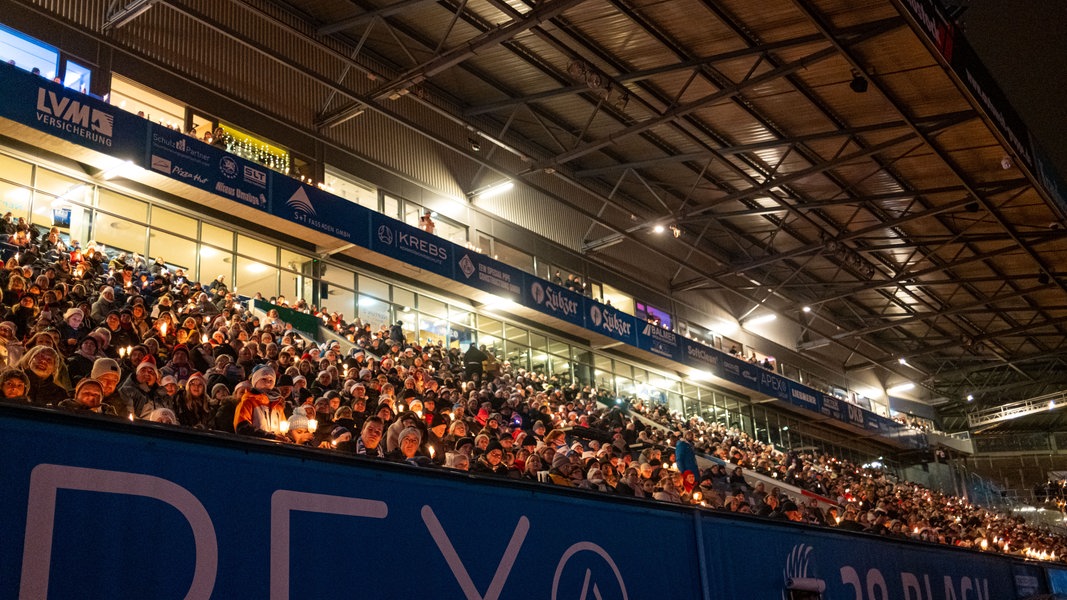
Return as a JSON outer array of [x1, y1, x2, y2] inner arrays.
[[635, 320, 681, 362], [680, 338, 722, 377], [368, 212, 455, 279], [147, 124, 271, 212], [522, 279, 585, 328], [585, 299, 636, 346], [758, 369, 791, 402], [719, 353, 762, 390], [271, 175, 370, 246], [703, 516, 1022, 600], [787, 381, 822, 413], [0, 62, 146, 163], [453, 250, 525, 301], [0, 411, 701, 599]]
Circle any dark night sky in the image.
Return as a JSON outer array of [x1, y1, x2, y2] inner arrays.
[[962, 0, 1067, 186]]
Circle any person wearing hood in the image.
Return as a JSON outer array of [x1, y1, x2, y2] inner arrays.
[[470, 439, 509, 477], [385, 409, 426, 453], [89, 285, 118, 323], [18, 345, 68, 407], [233, 365, 286, 439], [162, 344, 195, 383], [66, 333, 101, 385], [0, 321, 25, 368], [0, 367, 30, 404]]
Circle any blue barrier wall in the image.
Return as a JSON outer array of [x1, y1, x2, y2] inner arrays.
[[0, 407, 1049, 599]]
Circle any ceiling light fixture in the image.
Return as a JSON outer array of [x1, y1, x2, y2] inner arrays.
[[886, 382, 915, 395], [652, 224, 665, 234], [802, 306, 811, 313], [476, 180, 513, 200], [742, 313, 776, 327]]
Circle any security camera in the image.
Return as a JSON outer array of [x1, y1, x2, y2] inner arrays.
[[1000, 156, 1012, 170]]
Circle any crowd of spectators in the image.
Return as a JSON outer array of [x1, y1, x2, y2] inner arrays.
[[0, 218, 1063, 564]]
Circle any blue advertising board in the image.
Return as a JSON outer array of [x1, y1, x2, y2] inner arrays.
[[787, 380, 822, 412], [147, 124, 271, 212], [0, 62, 146, 163], [522, 279, 585, 328], [634, 320, 681, 362], [703, 516, 1025, 600], [271, 175, 370, 246], [680, 338, 721, 377], [758, 368, 791, 402], [719, 353, 762, 390], [453, 249, 525, 300], [368, 212, 455, 279], [0, 410, 700, 599], [584, 299, 636, 346]]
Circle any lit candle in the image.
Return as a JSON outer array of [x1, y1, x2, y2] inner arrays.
[[429, 446, 436, 459], [128, 413, 134, 421], [126, 345, 133, 356], [279, 420, 289, 434], [160, 322, 168, 336], [204, 316, 211, 324], [307, 419, 318, 433], [118, 347, 126, 358], [201, 334, 209, 343]]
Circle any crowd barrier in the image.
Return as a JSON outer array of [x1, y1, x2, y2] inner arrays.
[[0, 406, 1055, 599]]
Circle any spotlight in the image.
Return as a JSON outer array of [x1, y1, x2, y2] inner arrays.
[[653, 224, 665, 234], [469, 137, 481, 152], [849, 72, 869, 93]]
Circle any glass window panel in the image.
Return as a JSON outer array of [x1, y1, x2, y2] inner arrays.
[[382, 194, 400, 219], [97, 189, 147, 223], [479, 315, 502, 338], [279, 265, 308, 308], [0, 154, 33, 186], [492, 239, 533, 273], [448, 306, 473, 327], [358, 274, 390, 301], [110, 74, 184, 129], [435, 217, 467, 245], [358, 295, 391, 327], [419, 313, 449, 347], [529, 332, 547, 354], [548, 338, 568, 357], [0, 23, 59, 76], [504, 342, 529, 370], [594, 353, 612, 373], [450, 323, 474, 350], [403, 201, 421, 228], [529, 349, 549, 377], [35, 169, 82, 198], [480, 334, 502, 358], [549, 355, 571, 381], [419, 295, 446, 319], [150, 206, 196, 233], [395, 308, 416, 341], [237, 234, 275, 264], [392, 287, 415, 311], [321, 281, 354, 319], [319, 262, 355, 292], [324, 167, 378, 211], [64, 205, 91, 249], [237, 256, 277, 300], [190, 114, 213, 142], [148, 230, 196, 275], [601, 283, 633, 315], [92, 213, 146, 257], [198, 246, 232, 294], [201, 222, 232, 251], [0, 181, 31, 219], [280, 249, 312, 277], [504, 323, 527, 344], [63, 59, 91, 93]]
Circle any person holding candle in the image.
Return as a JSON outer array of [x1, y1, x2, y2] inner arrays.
[[121, 359, 166, 419], [233, 364, 285, 440]]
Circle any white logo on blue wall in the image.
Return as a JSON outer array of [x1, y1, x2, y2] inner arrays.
[[219, 156, 238, 179], [782, 544, 817, 600], [286, 187, 316, 216], [590, 305, 603, 326], [377, 225, 394, 246], [531, 282, 546, 305], [458, 254, 476, 279]]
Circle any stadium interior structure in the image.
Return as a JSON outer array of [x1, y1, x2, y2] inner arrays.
[[2, 0, 1067, 597]]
